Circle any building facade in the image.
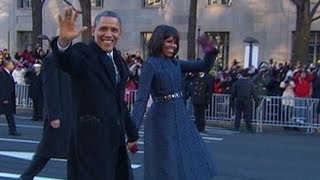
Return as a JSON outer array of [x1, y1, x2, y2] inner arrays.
[[1, 0, 320, 66]]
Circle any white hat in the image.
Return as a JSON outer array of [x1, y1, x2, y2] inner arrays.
[[33, 63, 41, 68]]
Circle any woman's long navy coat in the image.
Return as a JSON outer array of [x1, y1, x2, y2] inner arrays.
[[132, 52, 217, 180]]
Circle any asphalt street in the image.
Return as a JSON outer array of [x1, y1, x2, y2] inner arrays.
[[0, 113, 319, 180]]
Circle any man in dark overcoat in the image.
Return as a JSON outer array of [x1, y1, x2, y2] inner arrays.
[[51, 8, 139, 180], [20, 52, 72, 179], [0, 59, 21, 136]]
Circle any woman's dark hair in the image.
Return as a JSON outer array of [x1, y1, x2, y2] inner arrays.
[[148, 25, 180, 58]]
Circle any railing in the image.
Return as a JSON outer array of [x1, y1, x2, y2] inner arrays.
[[15, 84, 32, 109], [16, 85, 320, 133]]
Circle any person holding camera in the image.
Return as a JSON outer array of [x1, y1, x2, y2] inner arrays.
[[280, 75, 296, 129], [129, 55, 143, 85]]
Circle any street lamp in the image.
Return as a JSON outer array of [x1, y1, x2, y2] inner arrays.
[[243, 36, 259, 67], [37, 34, 50, 42], [37, 34, 51, 53], [197, 26, 201, 59]]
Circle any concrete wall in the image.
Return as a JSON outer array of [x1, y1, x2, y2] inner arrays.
[[0, 0, 10, 50], [2, 0, 320, 66]]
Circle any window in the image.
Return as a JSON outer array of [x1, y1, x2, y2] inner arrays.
[[141, 32, 153, 58], [91, 0, 103, 8], [17, 31, 32, 51], [144, 0, 163, 7], [292, 31, 320, 63], [205, 32, 230, 67], [17, 0, 31, 8], [208, 0, 232, 6]]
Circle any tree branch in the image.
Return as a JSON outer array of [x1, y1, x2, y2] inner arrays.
[[62, 0, 82, 13], [290, 0, 302, 6], [310, 0, 320, 17], [312, 15, 320, 22]]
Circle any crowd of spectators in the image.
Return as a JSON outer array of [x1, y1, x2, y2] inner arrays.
[[122, 50, 144, 103], [2, 44, 320, 120], [0, 44, 48, 85], [201, 59, 320, 100]]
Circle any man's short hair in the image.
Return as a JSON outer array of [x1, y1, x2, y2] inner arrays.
[[93, 10, 122, 27]]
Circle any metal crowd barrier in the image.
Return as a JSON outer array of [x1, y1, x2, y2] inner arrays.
[[16, 86, 320, 133], [255, 96, 320, 133], [15, 84, 33, 109], [203, 94, 320, 133]]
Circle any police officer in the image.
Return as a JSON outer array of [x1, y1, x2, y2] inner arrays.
[[28, 62, 43, 121], [231, 68, 257, 133], [190, 72, 212, 132]]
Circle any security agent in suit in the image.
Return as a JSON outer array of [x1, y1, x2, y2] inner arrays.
[[231, 68, 257, 133], [52, 8, 139, 180], [0, 59, 21, 136], [20, 52, 73, 179]]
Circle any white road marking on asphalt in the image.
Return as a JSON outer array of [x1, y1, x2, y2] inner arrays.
[[0, 151, 66, 162], [201, 137, 223, 141], [0, 172, 62, 180], [0, 115, 31, 120], [15, 115, 33, 119], [0, 138, 39, 144], [0, 123, 43, 129], [0, 151, 142, 169], [0, 137, 147, 145], [205, 126, 238, 135]]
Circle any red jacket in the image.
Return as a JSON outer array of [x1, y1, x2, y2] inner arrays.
[[293, 72, 314, 97]]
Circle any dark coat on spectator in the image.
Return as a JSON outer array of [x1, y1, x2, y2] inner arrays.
[[35, 53, 72, 158], [51, 38, 139, 180], [0, 68, 16, 114], [28, 72, 43, 101]]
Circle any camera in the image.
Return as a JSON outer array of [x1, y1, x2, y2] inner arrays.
[[284, 79, 290, 84]]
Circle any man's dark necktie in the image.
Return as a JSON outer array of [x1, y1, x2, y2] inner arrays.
[[107, 53, 121, 84]]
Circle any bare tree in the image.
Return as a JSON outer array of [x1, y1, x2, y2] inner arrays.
[[79, 0, 92, 43], [63, 0, 91, 43], [31, 0, 46, 47], [187, 0, 198, 60], [290, 0, 320, 63]]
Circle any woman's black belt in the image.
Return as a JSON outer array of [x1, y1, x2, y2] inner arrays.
[[153, 92, 183, 102]]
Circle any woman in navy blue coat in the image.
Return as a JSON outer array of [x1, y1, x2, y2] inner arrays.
[[132, 25, 217, 180]]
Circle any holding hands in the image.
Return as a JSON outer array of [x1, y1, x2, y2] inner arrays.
[[127, 141, 139, 154], [58, 7, 88, 47], [50, 119, 61, 129]]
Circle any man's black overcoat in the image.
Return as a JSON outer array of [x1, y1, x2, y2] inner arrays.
[[35, 53, 72, 158], [51, 38, 139, 180], [0, 68, 16, 115]]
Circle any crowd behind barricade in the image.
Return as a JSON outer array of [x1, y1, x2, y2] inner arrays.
[[2, 44, 320, 132], [184, 59, 319, 99], [182, 58, 320, 132], [122, 50, 144, 106], [0, 44, 48, 122], [0, 44, 48, 85]]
